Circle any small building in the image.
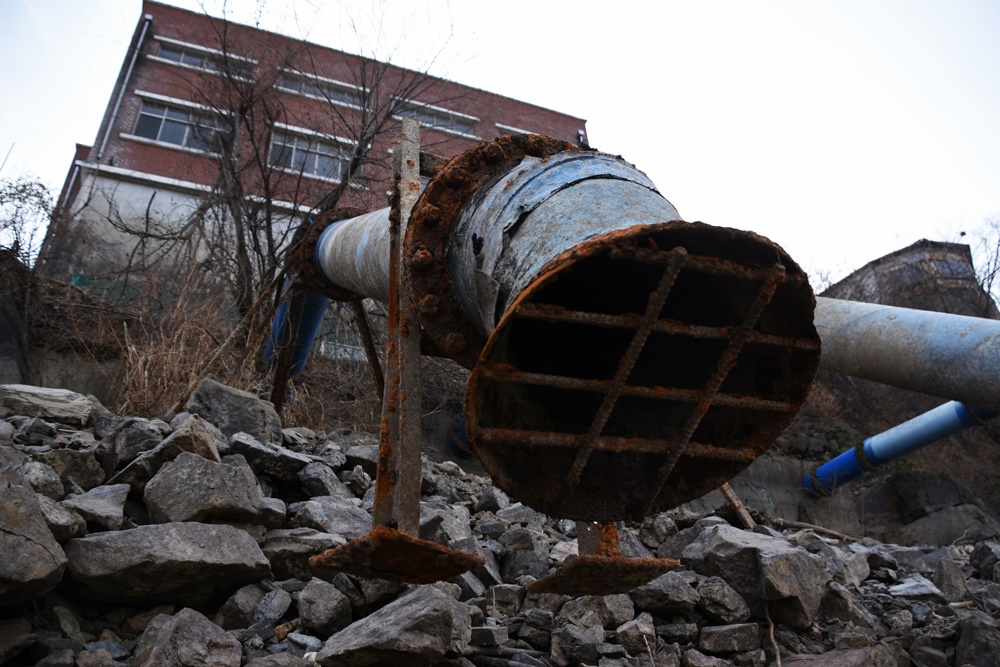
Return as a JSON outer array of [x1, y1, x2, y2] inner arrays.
[[38, 1, 588, 292]]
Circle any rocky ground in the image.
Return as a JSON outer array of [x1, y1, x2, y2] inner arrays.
[[2, 379, 1000, 666]]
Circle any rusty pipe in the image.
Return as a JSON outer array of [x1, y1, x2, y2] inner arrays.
[[306, 135, 821, 522]]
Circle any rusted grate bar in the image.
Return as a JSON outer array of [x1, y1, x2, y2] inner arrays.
[[609, 246, 808, 284], [476, 362, 798, 412], [513, 302, 821, 351], [526, 555, 680, 596], [475, 426, 760, 461], [560, 248, 689, 498], [641, 263, 787, 517]]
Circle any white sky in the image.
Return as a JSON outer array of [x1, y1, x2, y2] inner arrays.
[[2, 0, 999, 284]]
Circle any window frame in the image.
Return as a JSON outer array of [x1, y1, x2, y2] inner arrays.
[[268, 124, 358, 183], [149, 36, 256, 80], [276, 69, 368, 111], [392, 99, 480, 139], [125, 91, 232, 155]]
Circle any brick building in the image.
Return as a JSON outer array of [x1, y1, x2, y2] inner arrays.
[[40, 1, 587, 290]]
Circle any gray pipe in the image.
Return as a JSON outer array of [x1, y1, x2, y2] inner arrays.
[[815, 297, 1000, 412]]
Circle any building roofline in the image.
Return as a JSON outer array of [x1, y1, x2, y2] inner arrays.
[[141, 0, 588, 124]]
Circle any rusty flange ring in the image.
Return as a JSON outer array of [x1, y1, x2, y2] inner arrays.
[[405, 134, 578, 369], [289, 207, 368, 302]]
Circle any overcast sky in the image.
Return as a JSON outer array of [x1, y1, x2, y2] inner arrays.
[[2, 0, 999, 284]]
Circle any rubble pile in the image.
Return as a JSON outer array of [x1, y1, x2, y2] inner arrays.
[[2, 380, 1000, 667]]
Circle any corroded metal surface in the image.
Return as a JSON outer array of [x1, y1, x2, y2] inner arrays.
[[466, 221, 821, 522], [405, 134, 577, 368], [309, 525, 485, 584], [525, 556, 680, 596]]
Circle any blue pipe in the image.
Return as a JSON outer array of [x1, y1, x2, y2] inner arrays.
[[264, 287, 332, 377], [802, 401, 998, 497]]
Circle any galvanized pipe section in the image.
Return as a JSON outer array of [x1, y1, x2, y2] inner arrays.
[[315, 209, 392, 303], [450, 151, 679, 333], [815, 297, 1000, 412]]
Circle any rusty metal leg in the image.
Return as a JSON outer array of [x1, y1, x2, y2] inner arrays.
[[720, 482, 756, 530], [577, 521, 622, 557], [310, 120, 484, 584]]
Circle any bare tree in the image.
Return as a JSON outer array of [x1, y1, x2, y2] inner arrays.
[[0, 175, 51, 266], [93, 10, 467, 327]]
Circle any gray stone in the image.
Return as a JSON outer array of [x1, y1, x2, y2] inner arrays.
[[298, 578, 352, 636], [909, 645, 948, 667], [143, 452, 263, 523], [257, 496, 287, 529], [226, 432, 314, 482], [420, 499, 473, 544], [820, 582, 884, 632], [697, 576, 751, 624], [36, 494, 87, 542], [245, 654, 310, 667], [683, 650, 737, 667], [262, 528, 345, 580], [656, 623, 699, 644], [657, 516, 728, 559], [888, 574, 947, 603], [315, 586, 471, 666], [35, 448, 105, 491], [499, 527, 550, 581], [550, 623, 605, 667], [315, 441, 347, 468], [470, 624, 508, 646], [0, 473, 67, 604], [0, 618, 35, 665], [781, 644, 903, 666], [484, 583, 526, 617], [476, 486, 510, 513], [496, 502, 540, 525], [288, 496, 372, 539], [955, 609, 1000, 667], [342, 464, 371, 496], [449, 536, 502, 587], [559, 594, 635, 629], [108, 417, 168, 467], [630, 571, 701, 616], [298, 462, 354, 500], [683, 524, 831, 629], [185, 376, 283, 443], [60, 483, 129, 531], [18, 460, 64, 499], [970, 541, 1000, 580], [214, 583, 268, 629], [933, 556, 968, 602], [698, 623, 760, 654], [617, 612, 656, 657], [107, 414, 221, 492], [133, 608, 241, 667], [343, 443, 379, 477], [64, 522, 271, 606], [640, 512, 678, 549], [0, 384, 94, 425]]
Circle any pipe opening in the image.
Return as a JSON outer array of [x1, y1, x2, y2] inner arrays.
[[466, 222, 821, 521]]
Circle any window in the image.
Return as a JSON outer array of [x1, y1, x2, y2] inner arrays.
[[277, 72, 366, 109], [269, 131, 355, 181], [156, 42, 254, 79], [132, 102, 229, 152], [395, 101, 478, 137]]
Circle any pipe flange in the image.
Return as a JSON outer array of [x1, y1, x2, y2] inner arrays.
[[405, 134, 578, 368], [291, 207, 368, 302]]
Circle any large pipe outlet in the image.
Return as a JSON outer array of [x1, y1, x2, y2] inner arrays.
[[309, 135, 822, 522]]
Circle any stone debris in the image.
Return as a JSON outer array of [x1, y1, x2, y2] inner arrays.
[[2, 381, 1000, 666]]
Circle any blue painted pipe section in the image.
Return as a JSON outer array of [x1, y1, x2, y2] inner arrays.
[[264, 287, 332, 377], [803, 401, 998, 497]]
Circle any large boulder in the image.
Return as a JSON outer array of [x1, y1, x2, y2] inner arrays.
[[682, 524, 831, 629], [63, 522, 271, 607], [0, 384, 95, 426], [107, 414, 222, 493], [185, 376, 282, 443], [143, 452, 263, 524], [0, 473, 67, 605], [315, 585, 471, 666], [133, 608, 241, 667]]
